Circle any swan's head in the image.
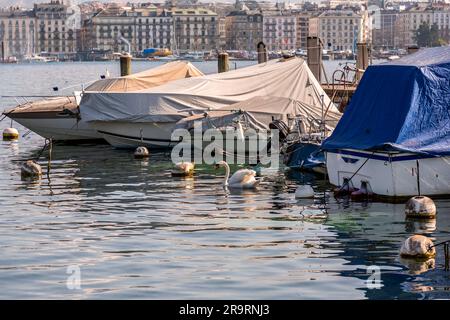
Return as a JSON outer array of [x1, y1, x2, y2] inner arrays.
[[214, 160, 227, 169]]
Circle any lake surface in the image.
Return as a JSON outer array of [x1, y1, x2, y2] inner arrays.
[[0, 60, 449, 299]]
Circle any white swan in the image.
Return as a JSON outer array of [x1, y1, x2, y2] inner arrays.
[[215, 160, 260, 189]]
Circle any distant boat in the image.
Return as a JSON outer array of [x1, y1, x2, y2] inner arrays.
[[387, 55, 400, 61], [183, 51, 204, 61], [23, 54, 58, 63], [1, 56, 18, 63], [322, 47, 450, 197], [155, 55, 179, 61]]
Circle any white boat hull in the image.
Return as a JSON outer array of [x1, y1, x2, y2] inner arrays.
[[91, 121, 177, 149], [326, 149, 450, 197], [11, 117, 101, 141]]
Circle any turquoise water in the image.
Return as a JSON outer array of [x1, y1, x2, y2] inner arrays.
[[0, 61, 449, 299]]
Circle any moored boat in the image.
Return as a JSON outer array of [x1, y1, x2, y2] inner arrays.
[[81, 57, 334, 149], [322, 46, 450, 197], [3, 61, 204, 141]]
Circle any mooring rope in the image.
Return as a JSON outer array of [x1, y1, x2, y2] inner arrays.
[[336, 151, 375, 193]]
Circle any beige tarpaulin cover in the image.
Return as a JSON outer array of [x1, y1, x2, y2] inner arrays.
[[5, 96, 78, 116], [85, 61, 204, 92], [81, 57, 338, 123], [6, 61, 204, 115], [175, 96, 341, 133]]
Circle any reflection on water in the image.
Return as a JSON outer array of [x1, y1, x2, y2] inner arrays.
[[0, 62, 449, 299]]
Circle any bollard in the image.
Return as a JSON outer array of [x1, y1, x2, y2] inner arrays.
[[120, 53, 132, 76], [307, 36, 322, 83], [257, 41, 267, 64], [356, 42, 369, 82], [218, 52, 229, 73]]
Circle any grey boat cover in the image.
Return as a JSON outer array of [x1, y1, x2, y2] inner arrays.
[[80, 57, 337, 124], [175, 96, 341, 133]]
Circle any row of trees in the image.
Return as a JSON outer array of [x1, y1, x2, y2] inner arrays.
[[414, 22, 449, 47]]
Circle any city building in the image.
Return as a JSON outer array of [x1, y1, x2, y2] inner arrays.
[[262, 9, 297, 51], [225, 8, 262, 51], [91, 4, 172, 54], [293, 11, 315, 49], [372, 8, 399, 49], [0, 1, 79, 59], [172, 8, 218, 52], [34, 1, 79, 56], [0, 7, 36, 59], [311, 9, 367, 52], [395, 4, 450, 48]]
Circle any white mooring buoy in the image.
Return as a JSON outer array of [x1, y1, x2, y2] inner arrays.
[[400, 235, 436, 259], [172, 161, 195, 177], [134, 146, 149, 159], [21, 160, 42, 180], [405, 196, 436, 219], [295, 185, 315, 199], [3, 128, 19, 141]]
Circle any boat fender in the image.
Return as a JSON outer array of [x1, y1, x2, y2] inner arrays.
[[295, 185, 314, 198], [400, 235, 436, 259], [134, 146, 149, 159], [21, 160, 42, 180], [333, 177, 356, 196], [405, 196, 436, 219], [3, 128, 19, 141], [350, 181, 374, 201]]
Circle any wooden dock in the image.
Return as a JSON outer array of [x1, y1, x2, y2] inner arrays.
[[321, 83, 358, 111]]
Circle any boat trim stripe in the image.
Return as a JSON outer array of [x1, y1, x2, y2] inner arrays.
[[327, 149, 435, 162], [97, 130, 174, 143]]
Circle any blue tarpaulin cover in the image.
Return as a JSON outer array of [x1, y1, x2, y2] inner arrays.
[[322, 46, 450, 156]]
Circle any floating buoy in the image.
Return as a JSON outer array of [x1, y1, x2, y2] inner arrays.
[[21, 160, 42, 180], [3, 128, 19, 141], [399, 257, 435, 275], [295, 185, 314, 198], [405, 196, 436, 219], [172, 161, 195, 177], [134, 146, 149, 159], [351, 181, 374, 201], [400, 235, 436, 259]]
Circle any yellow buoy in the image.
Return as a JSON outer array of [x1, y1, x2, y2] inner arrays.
[[134, 146, 149, 159], [21, 160, 42, 180], [400, 235, 436, 259], [3, 128, 19, 141], [405, 196, 436, 219]]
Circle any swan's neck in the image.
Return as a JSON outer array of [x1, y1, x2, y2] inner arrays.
[[223, 162, 230, 187]]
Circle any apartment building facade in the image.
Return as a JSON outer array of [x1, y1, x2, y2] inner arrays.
[[92, 4, 173, 54], [311, 10, 366, 52], [0, 1, 78, 58], [395, 5, 450, 48], [0, 7, 36, 59], [172, 8, 218, 52], [262, 10, 297, 51], [225, 9, 262, 51]]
